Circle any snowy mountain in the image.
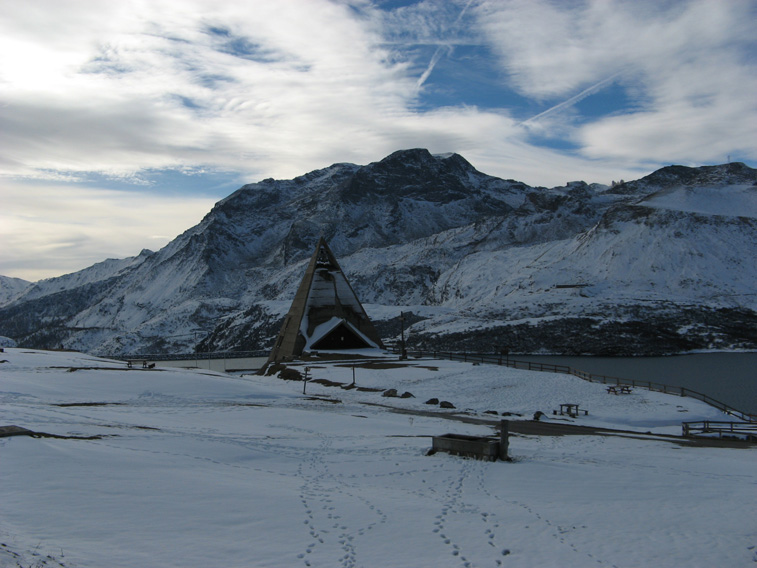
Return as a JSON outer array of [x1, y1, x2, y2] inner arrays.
[[0, 275, 31, 306], [1, 150, 755, 356]]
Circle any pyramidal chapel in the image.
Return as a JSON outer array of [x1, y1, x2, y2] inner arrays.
[[267, 238, 384, 363]]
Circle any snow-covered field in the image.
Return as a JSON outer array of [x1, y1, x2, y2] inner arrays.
[[1, 348, 755, 567]]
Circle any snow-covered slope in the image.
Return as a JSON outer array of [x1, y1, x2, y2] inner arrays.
[[1, 349, 755, 568], [0, 275, 30, 306], [13, 250, 155, 303], [0, 152, 755, 356]]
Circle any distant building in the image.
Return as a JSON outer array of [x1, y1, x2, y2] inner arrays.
[[267, 238, 384, 362]]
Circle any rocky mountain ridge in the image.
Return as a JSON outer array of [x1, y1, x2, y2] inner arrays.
[[1, 150, 755, 356]]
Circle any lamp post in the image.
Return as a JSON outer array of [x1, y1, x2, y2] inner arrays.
[[500, 347, 510, 367], [399, 311, 407, 360]]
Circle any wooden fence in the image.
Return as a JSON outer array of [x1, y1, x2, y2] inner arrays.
[[682, 420, 757, 438], [397, 349, 757, 423]]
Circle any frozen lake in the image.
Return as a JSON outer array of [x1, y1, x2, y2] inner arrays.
[[148, 352, 757, 415], [521, 352, 757, 415]]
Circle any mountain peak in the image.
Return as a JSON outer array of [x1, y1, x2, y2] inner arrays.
[[338, 148, 486, 203], [605, 162, 757, 196], [381, 148, 435, 163], [375, 148, 475, 173], [641, 162, 756, 188]]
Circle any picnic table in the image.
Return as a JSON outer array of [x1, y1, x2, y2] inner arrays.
[[554, 403, 588, 417], [606, 385, 633, 395]]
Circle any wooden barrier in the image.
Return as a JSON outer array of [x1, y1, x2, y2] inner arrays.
[[431, 420, 510, 461], [431, 434, 501, 461], [682, 420, 757, 438]]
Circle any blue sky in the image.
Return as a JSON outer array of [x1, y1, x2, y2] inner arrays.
[[1, 0, 756, 281]]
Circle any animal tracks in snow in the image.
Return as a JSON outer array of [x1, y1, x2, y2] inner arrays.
[[428, 456, 513, 567], [295, 431, 389, 568]]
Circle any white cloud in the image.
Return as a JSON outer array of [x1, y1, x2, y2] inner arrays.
[[0, 0, 755, 280], [579, 58, 757, 163], [476, 0, 757, 163], [0, 0, 425, 180], [0, 182, 216, 280], [4, 0, 751, 183], [477, 0, 750, 97]]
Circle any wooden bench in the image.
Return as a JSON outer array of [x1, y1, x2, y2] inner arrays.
[[607, 386, 633, 395], [554, 403, 588, 417]]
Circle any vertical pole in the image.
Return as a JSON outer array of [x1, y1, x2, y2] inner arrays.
[[352, 365, 356, 386], [499, 420, 509, 461], [399, 311, 407, 360]]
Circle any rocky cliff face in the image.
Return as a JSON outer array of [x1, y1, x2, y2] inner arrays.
[[1, 150, 755, 356]]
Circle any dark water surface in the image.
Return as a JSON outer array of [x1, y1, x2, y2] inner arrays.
[[521, 352, 757, 415], [155, 353, 756, 415]]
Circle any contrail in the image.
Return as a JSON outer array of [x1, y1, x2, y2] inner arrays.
[[454, 0, 475, 25], [519, 72, 623, 125], [415, 0, 476, 91], [416, 44, 452, 89]]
